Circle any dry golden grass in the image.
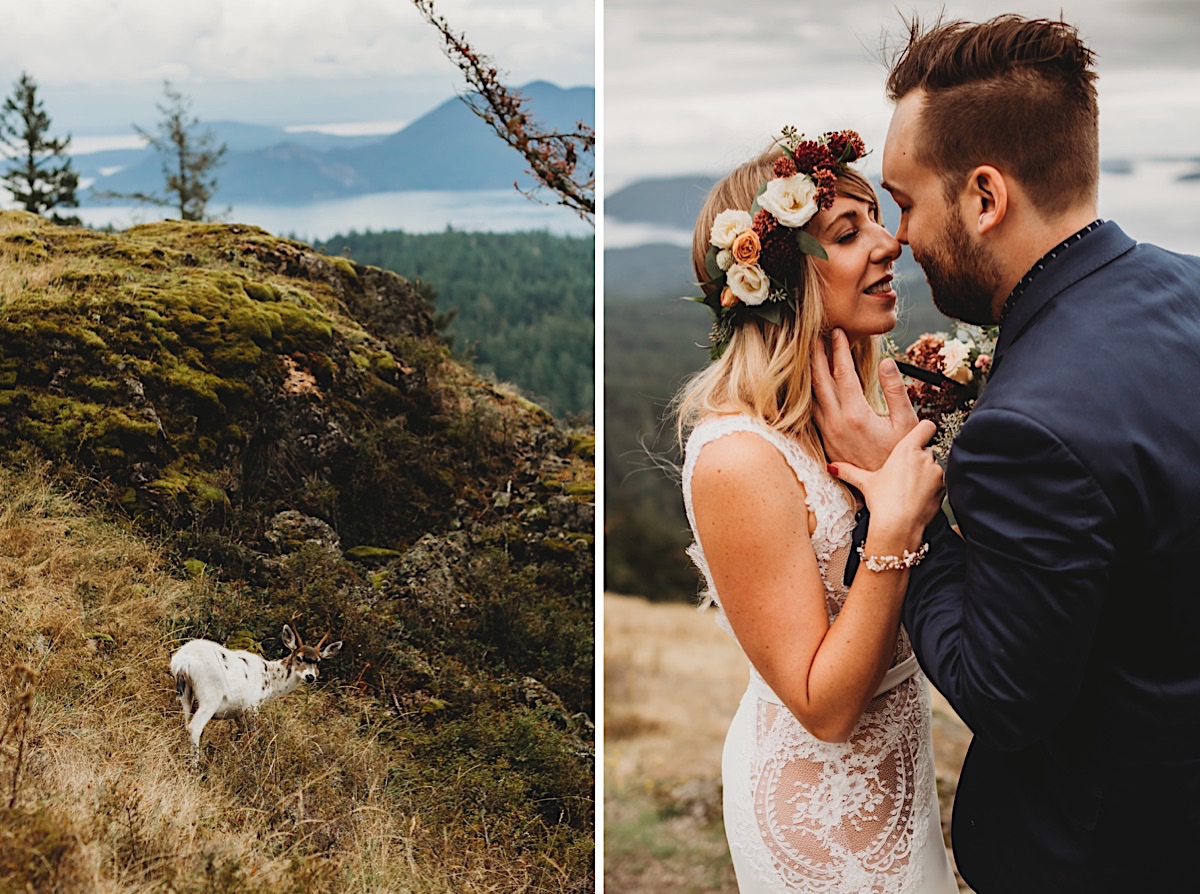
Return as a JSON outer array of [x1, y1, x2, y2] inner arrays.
[[603, 592, 745, 894], [0, 213, 98, 299], [0, 463, 577, 893]]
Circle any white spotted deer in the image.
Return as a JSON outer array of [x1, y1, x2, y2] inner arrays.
[[170, 623, 342, 763]]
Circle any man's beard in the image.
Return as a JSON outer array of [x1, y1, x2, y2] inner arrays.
[[914, 211, 1003, 325]]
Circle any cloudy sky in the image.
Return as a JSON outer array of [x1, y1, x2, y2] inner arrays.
[[604, 0, 1200, 191], [0, 0, 594, 149]]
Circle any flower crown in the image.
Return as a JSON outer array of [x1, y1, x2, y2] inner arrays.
[[687, 127, 867, 359]]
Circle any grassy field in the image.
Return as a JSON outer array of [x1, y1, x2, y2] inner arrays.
[[603, 592, 975, 893]]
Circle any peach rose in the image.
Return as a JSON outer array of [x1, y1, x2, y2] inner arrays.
[[720, 286, 739, 308], [731, 229, 761, 266], [939, 338, 974, 383], [947, 364, 974, 385]]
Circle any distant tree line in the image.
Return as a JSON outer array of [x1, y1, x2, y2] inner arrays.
[[318, 229, 594, 420], [604, 294, 712, 602]]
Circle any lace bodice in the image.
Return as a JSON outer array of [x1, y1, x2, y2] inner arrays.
[[682, 415, 941, 894]]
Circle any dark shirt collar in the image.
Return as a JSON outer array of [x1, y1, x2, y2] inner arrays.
[[998, 219, 1104, 325]]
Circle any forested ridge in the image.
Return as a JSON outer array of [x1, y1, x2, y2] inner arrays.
[[317, 229, 594, 420]]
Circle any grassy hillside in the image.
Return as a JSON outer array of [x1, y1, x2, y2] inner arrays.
[[0, 211, 594, 892]]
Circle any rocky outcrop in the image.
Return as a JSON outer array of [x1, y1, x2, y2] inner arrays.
[[0, 212, 590, 551]]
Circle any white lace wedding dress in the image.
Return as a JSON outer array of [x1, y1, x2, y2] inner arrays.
[[683, 415, 957, 894]]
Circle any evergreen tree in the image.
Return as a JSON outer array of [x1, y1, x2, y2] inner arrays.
[[102, 81, 226, 221], [0, 72, 80, 224]]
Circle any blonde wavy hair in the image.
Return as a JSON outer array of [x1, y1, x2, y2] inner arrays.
[[673, 145, 887, 465]]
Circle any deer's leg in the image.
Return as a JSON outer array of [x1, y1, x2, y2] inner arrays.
[[175, 674, 194, 726], [232, 711, 251, 740], [186, 700, 218, 763]]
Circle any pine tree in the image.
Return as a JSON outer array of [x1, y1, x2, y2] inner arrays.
[[0, 72, 80, 224], [102, 81, 226, 222]]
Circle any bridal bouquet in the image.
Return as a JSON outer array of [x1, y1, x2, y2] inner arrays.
[[888, 325, 998, 461]]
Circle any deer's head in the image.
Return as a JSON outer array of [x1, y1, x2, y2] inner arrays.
[[281, 624, 343, 684]]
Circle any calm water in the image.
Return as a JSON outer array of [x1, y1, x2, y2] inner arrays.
[[72, 189, 594, 242]]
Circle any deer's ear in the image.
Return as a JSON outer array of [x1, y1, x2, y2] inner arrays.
[[320, 640, 343, 660], [281, 624, 299, 651]]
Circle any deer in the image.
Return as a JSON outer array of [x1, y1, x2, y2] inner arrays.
[[169, 623, 342, 763]]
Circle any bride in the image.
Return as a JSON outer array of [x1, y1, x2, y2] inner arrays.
[[673, 129, 957, 893]]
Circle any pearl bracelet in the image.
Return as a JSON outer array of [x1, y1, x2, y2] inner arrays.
[[856, 541, 930, 572]]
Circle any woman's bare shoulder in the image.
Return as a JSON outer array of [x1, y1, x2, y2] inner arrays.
[[691, 429, 807, 499]]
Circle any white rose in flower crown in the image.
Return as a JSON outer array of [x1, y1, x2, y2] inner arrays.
[[725, 263, 771, 306], [939, 339, 975, 384], [758, 174, 819, 228], [710, 210, 754, 249]]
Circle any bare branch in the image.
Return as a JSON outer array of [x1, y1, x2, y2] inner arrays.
[[410, 0, 594, 224]]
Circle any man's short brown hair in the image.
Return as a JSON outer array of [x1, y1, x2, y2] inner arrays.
[[886, 14, 1099, 217]]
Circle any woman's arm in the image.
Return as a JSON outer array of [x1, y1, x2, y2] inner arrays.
[[691, 423, 943, 742]]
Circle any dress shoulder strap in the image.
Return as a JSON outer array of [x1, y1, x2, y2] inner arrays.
[[683, 415, 851, 561]]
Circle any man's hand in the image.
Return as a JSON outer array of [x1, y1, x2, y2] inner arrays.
[[828, 419, 945, 541], [811, 328, 920, 471]]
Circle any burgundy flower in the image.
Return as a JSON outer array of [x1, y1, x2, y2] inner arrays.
[[758, 227, 802, 283], [826, 130, 866, 163], [905, 333, 946, 371], [773, 155, 798, 178], [813, 169, 838, 210], [791, 140, 836, 175], [752, 208, 779, 238]]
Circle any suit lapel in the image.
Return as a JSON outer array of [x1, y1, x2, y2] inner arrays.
[[991, 222, 1136, 376]]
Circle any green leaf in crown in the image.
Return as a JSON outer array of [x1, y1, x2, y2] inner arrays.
[[794, 229, 828, 261]]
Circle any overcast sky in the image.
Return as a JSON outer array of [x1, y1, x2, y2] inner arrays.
[[604, 0, 1200, 191], [0, 0, 594, 145]]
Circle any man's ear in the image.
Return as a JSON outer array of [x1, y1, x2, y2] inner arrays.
[[965, 165, 1007, 235]]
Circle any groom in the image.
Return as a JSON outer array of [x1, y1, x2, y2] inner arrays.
[[814, 15, 1200, 893]]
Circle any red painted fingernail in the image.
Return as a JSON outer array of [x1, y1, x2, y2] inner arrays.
[[826, 464, 839, 477]]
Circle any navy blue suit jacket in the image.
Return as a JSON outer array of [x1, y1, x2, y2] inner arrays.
[[903, 222, 1200, 892]]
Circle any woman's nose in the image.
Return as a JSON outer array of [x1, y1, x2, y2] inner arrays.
[[874, 227, 902, 263]]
